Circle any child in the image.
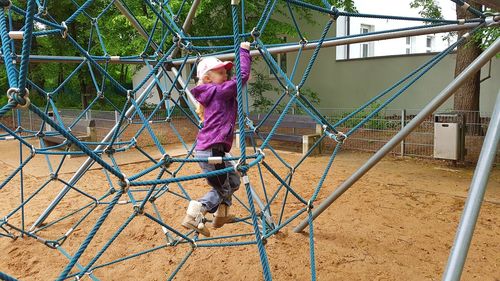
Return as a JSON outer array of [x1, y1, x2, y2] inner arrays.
[[182, 42, 252, 237]]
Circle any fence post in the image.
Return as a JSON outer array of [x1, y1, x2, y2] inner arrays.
[[12, 109, 15, 129], [29, 109, 33, 131], [114, 110, 119, 124], [400, 109, 406, 157]]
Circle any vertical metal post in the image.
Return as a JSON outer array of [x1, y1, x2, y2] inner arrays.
[[442, 91, 500, 281], [400, 109, 406, 156], [29, 109, 33, 131]]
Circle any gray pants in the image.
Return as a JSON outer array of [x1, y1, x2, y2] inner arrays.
[[196, 144, 240, 213]]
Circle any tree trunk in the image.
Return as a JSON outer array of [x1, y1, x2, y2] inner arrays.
[[453, 1, 483, 135], [472, 0, 500, 11]]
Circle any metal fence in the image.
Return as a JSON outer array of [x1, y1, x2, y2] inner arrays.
[[1, 108, 497, 164], [318, 108, 498, 164]]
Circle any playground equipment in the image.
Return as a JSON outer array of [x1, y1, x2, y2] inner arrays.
[[0, 0, 498, 280]]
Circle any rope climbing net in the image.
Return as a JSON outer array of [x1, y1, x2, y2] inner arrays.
[[0, 0, 497, 280]]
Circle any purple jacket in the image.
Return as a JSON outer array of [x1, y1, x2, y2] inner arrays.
[[192, 49, 252, 152]]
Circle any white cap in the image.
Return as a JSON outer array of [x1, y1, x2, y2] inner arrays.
[[197, 57, 233, 79]]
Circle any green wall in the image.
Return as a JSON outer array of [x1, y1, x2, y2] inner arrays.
[[265, 17, 500, 114]]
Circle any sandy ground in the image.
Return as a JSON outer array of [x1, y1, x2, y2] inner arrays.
[[0, 140, 498, 281]]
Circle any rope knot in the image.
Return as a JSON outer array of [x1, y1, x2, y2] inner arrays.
[[234, 158, 246, 175], [118, 174, 130, 192], [7, 88, 30, 109], [250, 27, 260, 40], [333, 131, 347, 143], [257, 148, 265, 162]]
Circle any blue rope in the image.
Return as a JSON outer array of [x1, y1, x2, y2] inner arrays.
[[232, 4, 247, 162], [298, 18, 333, 88], [65, 0, 94, 25], [56, 190, 123, 281], [0, 272, 18, 281], [0, 9, 18, 88]]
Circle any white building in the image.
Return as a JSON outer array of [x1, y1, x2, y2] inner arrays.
[[336, 0, 458, 60]]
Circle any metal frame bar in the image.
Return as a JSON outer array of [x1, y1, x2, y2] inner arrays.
[[4, 21, 498, 65], [442, 91, 500, 281]]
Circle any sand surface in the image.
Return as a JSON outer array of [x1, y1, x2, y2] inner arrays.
[[0, 140, 498, 281]]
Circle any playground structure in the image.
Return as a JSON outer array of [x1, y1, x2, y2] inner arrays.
[[0, 1, 499, 280]]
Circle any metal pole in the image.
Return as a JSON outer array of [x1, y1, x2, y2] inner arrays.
[[170, 0, 201, 58], [400, 109, 406, 156], [30, 71, 165, 230], [294, 37, 500, 233], [7, 21, 497, 65], [442, 92, 500, 281], [113, 0, 155, 49]]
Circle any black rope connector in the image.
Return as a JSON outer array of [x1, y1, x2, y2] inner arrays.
[[306, 200, 314, 211], [60, 21, 68, 38], [330, 6, 340, 20], [133, 205, 144, 215], [104, 146, 115, 155], [44, 240, 59, 249], [161, 153, 172, 169], [173, 33, 182, 48], [35, 131, 45, 138], [250, 27, 260, 40]]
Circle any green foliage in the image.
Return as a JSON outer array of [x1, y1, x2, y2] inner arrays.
[[472, 9, 500, 56], [325, 102, 398, 130], [2, 0, 357, 110], [410, 1, 498, 53], [410, 0, 443, 20], [248, 70, 321, 114], [248, 72, 278, 113]]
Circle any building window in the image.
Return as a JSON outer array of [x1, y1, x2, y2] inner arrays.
[[405, 36, 416, 55], [426, 36, 434, 53], [360, 24, 371, 34], [359, 24, 374, 58]]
